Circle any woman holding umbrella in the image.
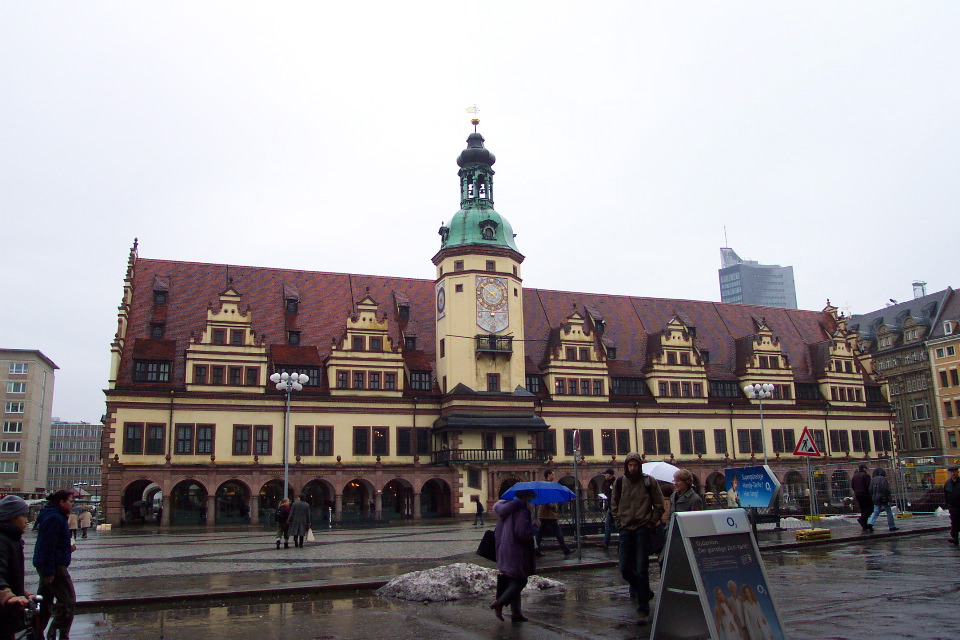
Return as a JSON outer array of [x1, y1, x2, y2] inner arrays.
[[489, 488, 537, 623]]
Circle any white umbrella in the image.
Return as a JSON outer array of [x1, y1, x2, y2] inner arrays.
[[642, 461, 680, 483]]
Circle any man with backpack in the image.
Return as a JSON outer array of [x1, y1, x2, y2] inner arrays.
[[611, 452, 664, 625]]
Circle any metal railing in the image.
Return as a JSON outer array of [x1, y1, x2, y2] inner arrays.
[[475, 334, 513, 353], [433, 448, 549, 463]]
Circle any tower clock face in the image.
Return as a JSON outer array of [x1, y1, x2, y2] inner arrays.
[[436, 283, 446, 319], [476, 276, 509, 332]]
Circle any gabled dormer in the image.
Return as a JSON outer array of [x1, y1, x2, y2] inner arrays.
[[736, 319, 794, 401], [326, 293, 404, 396], [813, 329, 869, 405], [541, 309, 609, 400], [185, 285, 268, 391], [645, 315, 708, 401]]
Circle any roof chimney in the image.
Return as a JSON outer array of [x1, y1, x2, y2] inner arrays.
[[912, 281, 927, 299]]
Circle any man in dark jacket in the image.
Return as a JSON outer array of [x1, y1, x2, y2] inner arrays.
[[850, 464, 873, 530], [611, 452, 665, 624], [0, 495, 31, 640], [945, 466, 960, 545], [33, 490, 76, 640]]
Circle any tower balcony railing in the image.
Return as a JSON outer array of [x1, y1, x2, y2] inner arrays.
[[433, 447, 549, 464], [475, 334, 513, 354]]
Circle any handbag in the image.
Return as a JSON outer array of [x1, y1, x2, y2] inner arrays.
[[476, 529, 496, 562], [306, 527, 315, 542]]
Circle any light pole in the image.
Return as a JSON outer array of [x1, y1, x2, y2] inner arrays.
[[270, 371, 309, 502], [743, 383, 773, 465]]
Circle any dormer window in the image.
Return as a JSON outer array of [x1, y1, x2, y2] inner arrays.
[[370, 337, 382, 352], [398, 304, 410, 322], [680, 352, 689, 365], [945, 321, 955, 335], [286, 299, 299, 313], [288, 331, 301, 345], [352, 336, 365, 351], [212, 329, 226, 345], [608, 347, 617, 360], [405, 336, 417, 350], [153, 290, 167, 305], [230, 330, 244, 346], [150, 323, 165, 340]]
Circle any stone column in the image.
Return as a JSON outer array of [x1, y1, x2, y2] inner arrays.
[[161, 495, 172, 527], [334, 494, 343, 522], [413, 492, 421, 521], [374, 492, 382, 520], [205, 495, 216, 528], [250, 494, 260, 525]]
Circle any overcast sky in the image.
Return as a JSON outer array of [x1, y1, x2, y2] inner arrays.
[[2, 3, 957, 423]]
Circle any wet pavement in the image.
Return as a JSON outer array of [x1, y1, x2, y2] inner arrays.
[[22, 513, 960, 639]]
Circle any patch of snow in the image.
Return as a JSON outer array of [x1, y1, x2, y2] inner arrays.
[[376, 562, 565, 602], [935, 506, 950, 518]]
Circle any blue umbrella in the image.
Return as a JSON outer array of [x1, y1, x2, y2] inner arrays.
[[501, 481, 576, 505]]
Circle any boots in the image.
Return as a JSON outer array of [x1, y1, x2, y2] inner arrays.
[[276, 538, 281, 549]]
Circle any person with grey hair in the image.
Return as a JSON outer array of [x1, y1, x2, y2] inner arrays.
[[0, 495, 32, 640]]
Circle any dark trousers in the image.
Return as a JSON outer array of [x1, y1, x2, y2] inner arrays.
[[495, 573, 528, 615], [535, 519, 570, 553], [473, 512, 484, 526], [38, 565, 75, 639], [618, 527, 653, 611], [950, 511, 960, 542], [855, 493, 873, 525], [603, 510, 614, 547]]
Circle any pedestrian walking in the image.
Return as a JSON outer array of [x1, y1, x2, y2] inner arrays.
[[33, 490, 78, 640], [488, 489, 537, 624], [67, 512, 78, 541], [78, 509, 92, 539], [0, 495, 32, 640], [611, 452, 665, 624], [945, 465, 960, 545], [275, 498, 291, 549], [851, 463, 873, 531], [601, 468, 616, 549], [534, 470, 573, 557], [473, 497, 485, 526], [866, 467, 898, 532], [287, 494, 311, 548]]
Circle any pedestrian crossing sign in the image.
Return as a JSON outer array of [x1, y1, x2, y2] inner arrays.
[[793, 427, 821, 457]]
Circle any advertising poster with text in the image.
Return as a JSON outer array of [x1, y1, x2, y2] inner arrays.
[[690, 533, 785, 640]]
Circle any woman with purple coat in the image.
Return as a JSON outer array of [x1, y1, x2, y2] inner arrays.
[[489, 489, 537, 623]]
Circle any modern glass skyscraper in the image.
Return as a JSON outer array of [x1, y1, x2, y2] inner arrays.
[[719, 247, 798, 309]]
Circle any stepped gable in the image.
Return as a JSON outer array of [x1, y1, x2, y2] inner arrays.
[[119, 257, 838, 388]]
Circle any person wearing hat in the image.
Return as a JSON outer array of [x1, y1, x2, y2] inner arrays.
[[33, 490, 77, 640], [850, 463, 873, 531], [0, 494, 32, 640], [601, 469, 616, 549], [945, 466, 960, 545]]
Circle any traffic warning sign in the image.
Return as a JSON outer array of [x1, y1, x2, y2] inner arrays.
[[793, 426, 822, 457]]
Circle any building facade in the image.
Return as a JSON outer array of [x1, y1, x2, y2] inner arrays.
[[719, 247, 798, 309], [926, 289, 960, 457], [1, 349, 57, 496], [47, 420, 103, 499], [101, 130, 894, 527]]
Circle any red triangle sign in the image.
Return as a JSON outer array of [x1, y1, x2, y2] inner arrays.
[[793, 426, 822, 457]]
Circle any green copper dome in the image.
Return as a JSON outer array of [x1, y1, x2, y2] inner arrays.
[[438, 132, 520, 254]]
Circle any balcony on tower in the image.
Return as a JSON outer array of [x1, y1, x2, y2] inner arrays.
[[476, 334, 513, 354]]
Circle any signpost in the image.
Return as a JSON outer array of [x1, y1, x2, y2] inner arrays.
[[792, 426, 822, 526], [651, 509, 788, 639]]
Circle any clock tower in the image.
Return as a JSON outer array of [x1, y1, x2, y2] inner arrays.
[[432, 128, 525, 394]]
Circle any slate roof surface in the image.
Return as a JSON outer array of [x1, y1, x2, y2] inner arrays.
[[849, 288, 953, 340], [117, 258, 839, 388]]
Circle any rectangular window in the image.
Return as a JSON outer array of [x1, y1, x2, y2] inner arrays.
[[288, 331, 301, 345], [286, 299, 299, 313], [397, 427, 412, 456], [580, 430, 595, 455], [212, 329, 226, 345], [353, 426, 370, 456], [1, 441, 21, 453], [579, 347, 590, 362], [851, 430, 871, 453], [229, 367, 242, 386], [254, 426, 272, 455], [352, 336, 365, 351], [6, 382, 25, 394], [941, 371, 950, 387], [555, 378, 566, 395], [372, 427, 389, 456], [385, 373, 397, 390], [681, 382, 692, 397], [315, 426, 333, 456], [525, 375, 542, 394], [368, 372, 381, 390], [134, 360, 171, 383], [953, 370, 960, 386], [487, 373, 501, 392], [658, 381, 668, 397], [212, 366, 225, 385], [0, 462, 19, 473], [542, 430, 556, 456], [468, 469, 481, 489], [369, 336, 382, 352], [601, 429, 616, 456], [233, 425, 251, 456], [295, 426, 313, 456], [146, 424, 165, 454], [337, 371, 348, 389], [230, 330, 244, 346], [714, 429, 728, 454], [245, 368, 259, 386], [829, 430, 850, 453], [4, 403, 24, 414], [771, 429, 795, 454], [196, 425, 214, 455], [949, 346, 957, 356], [947, 402, 955, 419], [566, 347, 576, 361], [353, 371, 365, 389], [2, 422, 23, 434], [872, 430, 892, 452], [175, 424, 194, 455], [416, 428, 431, 455], [194, 366, 208, 384], [454, 260, 464, 271], [593, 380, 604, 396], [579, 379, 589, 395], [410, 372, 431, 391], [680, 430, 693, 455], [737, 429, 762, 454], [8, 363, 28, 375], [680, 352, 690, 365], [642, 429, 657, 455], [486, 260, 496, 271], [615, 429, 630, 454], [670, 381, 681, 397]]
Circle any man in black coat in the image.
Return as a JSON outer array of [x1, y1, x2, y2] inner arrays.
[[945, 466, 960, 545], [850, 464, 873, 531]]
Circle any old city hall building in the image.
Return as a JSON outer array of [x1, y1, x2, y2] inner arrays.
[[101, 129, 895, 526]]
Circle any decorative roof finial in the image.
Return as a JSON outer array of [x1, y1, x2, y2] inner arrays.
[[466, 104, 480, 131]]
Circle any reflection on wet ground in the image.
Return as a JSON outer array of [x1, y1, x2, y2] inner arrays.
[[71, 532, 960, 640]]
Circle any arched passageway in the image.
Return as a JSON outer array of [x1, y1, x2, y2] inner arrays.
[[420, 478, 452, 518], [170, 480, 207, 525], [215, 480, 250, 524], [382, 479, 414, 520]]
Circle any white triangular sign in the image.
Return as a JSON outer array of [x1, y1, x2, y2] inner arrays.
[[793, 426, 821, 457]]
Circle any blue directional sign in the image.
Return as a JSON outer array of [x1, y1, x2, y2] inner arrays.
[[724, 465, 781, 509]]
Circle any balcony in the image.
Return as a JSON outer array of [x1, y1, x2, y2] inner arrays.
[[433, 448, 549, 464], [475, 334, 513, 354]]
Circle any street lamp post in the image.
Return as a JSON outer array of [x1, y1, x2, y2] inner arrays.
[[743, 383, 773, 465], [270, 372, 309, 502]]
